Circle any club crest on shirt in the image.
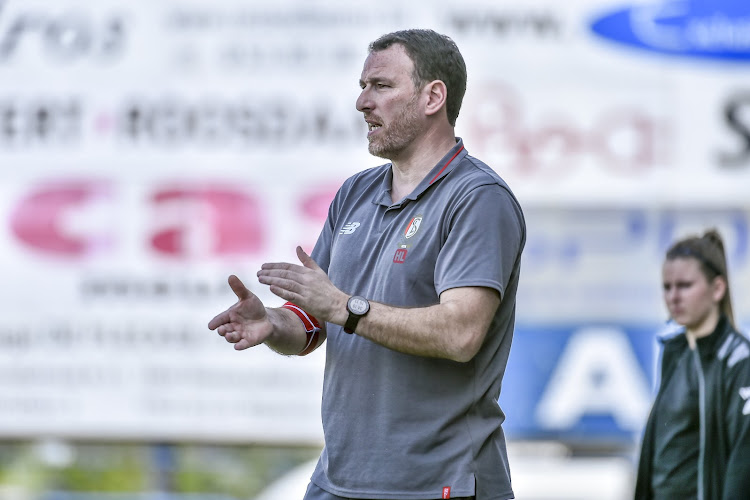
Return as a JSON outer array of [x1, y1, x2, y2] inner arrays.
[[404, 215, 423, 239]]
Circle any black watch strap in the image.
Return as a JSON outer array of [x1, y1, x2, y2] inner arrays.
[[344, 296, 370, 334], [343, 314, 360, 334]]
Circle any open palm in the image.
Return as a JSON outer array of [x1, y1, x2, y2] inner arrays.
[[208, 275, 274, 350]]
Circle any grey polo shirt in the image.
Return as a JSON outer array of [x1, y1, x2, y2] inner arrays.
[[309, 139, 525, 500]]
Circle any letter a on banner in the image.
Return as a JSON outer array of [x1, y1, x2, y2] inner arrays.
[[535, 327, 652, 431]]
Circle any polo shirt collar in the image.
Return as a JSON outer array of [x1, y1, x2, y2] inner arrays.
[[374, 138, 467, 207]]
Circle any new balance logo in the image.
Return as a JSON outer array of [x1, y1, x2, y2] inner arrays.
[[339, 222, 361, 235], [740, 387, 750, 416]]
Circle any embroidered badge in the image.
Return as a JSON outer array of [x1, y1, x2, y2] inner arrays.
[[404, 215, 423, 239], [393, 247, 407, 263]]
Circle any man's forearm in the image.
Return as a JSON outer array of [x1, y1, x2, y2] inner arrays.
[[264, 307, 321, 355], [334, 287, 500, 362]]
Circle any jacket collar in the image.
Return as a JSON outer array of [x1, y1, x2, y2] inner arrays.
[[695, 314, 731, 358], [661, 315, 732, 357]]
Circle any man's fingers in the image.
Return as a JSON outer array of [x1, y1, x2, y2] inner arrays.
[[208, 311, 229, 331], [296, 245, 321, 272], [215, 324, 235, 336], [228, 274, 251, 301], [235, 339, 251, 350], [268, 284, 293, 302], [259, 261, 297, 271], [208, 275, 250, 330]]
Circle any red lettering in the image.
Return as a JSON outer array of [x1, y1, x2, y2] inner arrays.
[[393, 248, 407, 263], [8, 180, 344, 261], [466, 81, 669, 178], [150, 187, 263, 258], [10, 180, 113, 257]]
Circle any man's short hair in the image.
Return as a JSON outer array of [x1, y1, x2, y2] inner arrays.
[[369, 29, 467, 127]]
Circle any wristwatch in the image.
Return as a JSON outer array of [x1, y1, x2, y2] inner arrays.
[[344, 295, 370, 334]]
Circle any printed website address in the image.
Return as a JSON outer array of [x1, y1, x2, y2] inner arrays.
[[448, 10, 562, 38]]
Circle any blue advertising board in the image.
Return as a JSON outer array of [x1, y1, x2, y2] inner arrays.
[[590, 0, 750, 62], [500, 323, 665, 446]]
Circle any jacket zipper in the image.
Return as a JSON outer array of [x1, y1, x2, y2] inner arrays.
[[692, 348, 706, 500]]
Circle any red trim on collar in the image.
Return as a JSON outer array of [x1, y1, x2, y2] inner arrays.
[[428, 145, 464, 185]]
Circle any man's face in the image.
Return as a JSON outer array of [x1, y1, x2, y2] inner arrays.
[[356, 44, 424, 160]]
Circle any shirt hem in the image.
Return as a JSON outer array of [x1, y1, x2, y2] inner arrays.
[[312, 478, 478, 500]]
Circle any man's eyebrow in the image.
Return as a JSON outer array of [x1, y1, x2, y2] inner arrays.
[[360, 76, 391, 86]]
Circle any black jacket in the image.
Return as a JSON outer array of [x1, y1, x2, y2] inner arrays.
[[635, 316, 750, 499]]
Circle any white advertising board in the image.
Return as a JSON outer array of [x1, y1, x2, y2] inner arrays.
[[0, 0, 748, 443]]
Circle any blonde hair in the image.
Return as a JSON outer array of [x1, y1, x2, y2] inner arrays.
[[665, 228, 735, 328]]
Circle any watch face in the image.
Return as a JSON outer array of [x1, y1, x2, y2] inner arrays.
[[348, 296, 369, 315]]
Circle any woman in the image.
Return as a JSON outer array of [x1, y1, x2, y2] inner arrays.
[[634, 229, 750, 499]]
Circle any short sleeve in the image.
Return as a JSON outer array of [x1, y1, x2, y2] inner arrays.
[[434, 184, 524, 298]]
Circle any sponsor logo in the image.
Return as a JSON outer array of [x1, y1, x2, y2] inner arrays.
[[404, 215, 423, 239], [0, 3, 127, 64], [393, 247, 407, 264], [118, 97, 364, 148], [339, 222, 360, 235], [465, 82, 670, 177], [9, 182, 265, 259], [590, 0, 750, 62]]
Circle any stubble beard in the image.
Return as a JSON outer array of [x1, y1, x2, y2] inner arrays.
[[368, 93, 422, 160]]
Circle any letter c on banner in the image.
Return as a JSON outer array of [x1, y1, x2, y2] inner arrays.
[[10, 180, 113, 257]]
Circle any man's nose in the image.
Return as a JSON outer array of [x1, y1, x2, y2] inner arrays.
[[356, 88, 371, 112]]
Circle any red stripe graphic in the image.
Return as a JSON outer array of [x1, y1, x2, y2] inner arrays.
[[429, 145, 464, 184]]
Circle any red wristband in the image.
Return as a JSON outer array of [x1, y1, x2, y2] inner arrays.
[[281, 302, 321, 356]]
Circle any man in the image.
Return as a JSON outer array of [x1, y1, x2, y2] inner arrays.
[[209, 29, 525, 500]]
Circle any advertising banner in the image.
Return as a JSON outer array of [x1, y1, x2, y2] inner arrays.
[[0, 0, 748, 445]]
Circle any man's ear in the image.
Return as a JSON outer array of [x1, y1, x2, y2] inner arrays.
[[423, 80, 447, 118]]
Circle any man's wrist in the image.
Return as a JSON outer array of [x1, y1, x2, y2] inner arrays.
[[344, 295, 370, 334]]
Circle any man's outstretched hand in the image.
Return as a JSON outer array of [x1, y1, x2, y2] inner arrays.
[[208, 275, 274, 350]]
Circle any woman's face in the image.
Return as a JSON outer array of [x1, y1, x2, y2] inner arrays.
[[662, 257, 724, 334]]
